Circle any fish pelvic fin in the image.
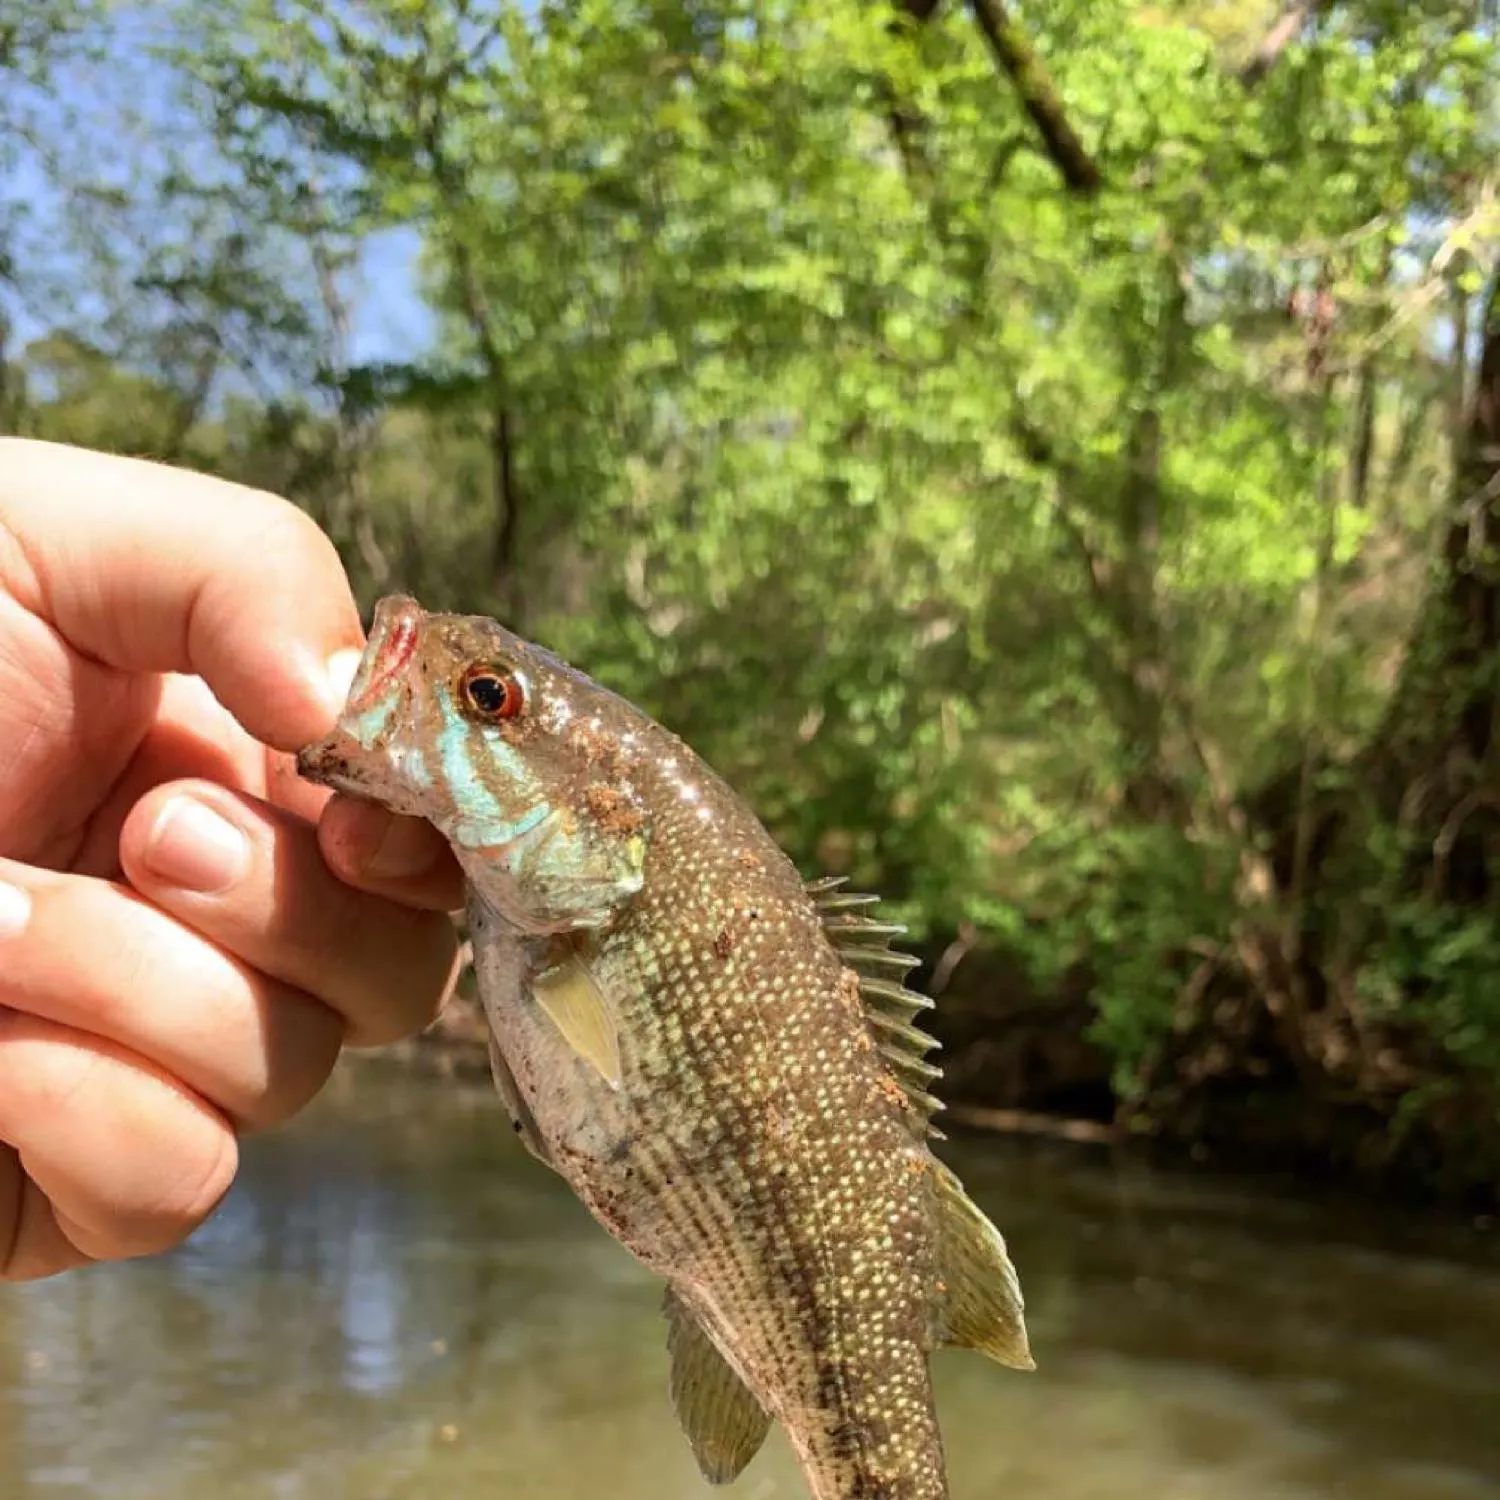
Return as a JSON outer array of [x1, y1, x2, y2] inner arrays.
[[663, 1288, 771, 1485], [931, 1159, 1034, 1371]]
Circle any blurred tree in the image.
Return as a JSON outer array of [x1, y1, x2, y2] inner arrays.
[[4, 0, 1498, 1192]]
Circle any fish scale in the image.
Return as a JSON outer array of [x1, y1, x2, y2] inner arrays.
[[298, 595, 1033, 1500]]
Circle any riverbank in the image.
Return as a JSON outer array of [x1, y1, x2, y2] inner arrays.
[[376, 959, 1498, 1217]]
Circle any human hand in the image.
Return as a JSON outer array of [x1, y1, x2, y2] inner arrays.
[[0, 440, 465, 1281]]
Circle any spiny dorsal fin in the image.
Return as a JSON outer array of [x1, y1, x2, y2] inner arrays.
[[809, 877, 945, 1139], [663, 1288, 771, 1484]]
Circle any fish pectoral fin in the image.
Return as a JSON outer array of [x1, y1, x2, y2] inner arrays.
[[530, 950, 623, 1088], [932, 1160, 1035, 1371], [664, 1289, 771, 1485]]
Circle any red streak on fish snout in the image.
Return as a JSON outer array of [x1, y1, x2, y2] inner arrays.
[[349, 599, 421, 711]]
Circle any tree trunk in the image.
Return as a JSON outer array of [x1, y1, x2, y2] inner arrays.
[[1450, 279, 1473, 468], [0, 311, 13, 435], [1369, 274, 1500, 790], [158, 344, 220, 463], [421, 104, 524, 625], [490, 396, 521, 614], [1348, 243, 1386, 513], [1114, 257, 1190, 819], [1444, 273, 1500, 764]]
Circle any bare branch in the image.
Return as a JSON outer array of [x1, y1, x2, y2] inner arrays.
[[1239, 2, 1332, 89], [941, 1105, 1115, 1145], [1430, 789, 1500, 895]]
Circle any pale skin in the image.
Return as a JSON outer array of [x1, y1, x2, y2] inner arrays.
[[0, 439, 467, 1281]]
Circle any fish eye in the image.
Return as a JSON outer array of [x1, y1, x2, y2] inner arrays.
[[459, 663, 527, 722]]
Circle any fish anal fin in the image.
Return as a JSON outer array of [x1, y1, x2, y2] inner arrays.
[[530, 948, 623, 1087], [932, 1160, 1035, 1372], [663, 1289, 771, 1485]]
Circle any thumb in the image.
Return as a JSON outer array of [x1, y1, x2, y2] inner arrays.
[[0, 440, 364, 751]]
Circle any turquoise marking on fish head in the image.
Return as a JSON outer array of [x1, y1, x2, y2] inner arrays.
[[426, 674, 647, 934], [298, 596, 652, 935], [346, 693, 398, 751]]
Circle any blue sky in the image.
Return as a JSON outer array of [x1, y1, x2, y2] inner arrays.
[[343, 227, 437, 367], [1, 9, 436, 372]]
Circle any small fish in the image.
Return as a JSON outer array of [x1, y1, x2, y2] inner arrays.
[[298, 596, 1033, 1500]]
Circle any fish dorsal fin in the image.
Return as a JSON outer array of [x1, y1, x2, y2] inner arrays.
[[808, 876, 945, 1139], [931, 1160, 1034, 1371], [530, 947, 623, 1088], [663, 1288, 771, 1484]]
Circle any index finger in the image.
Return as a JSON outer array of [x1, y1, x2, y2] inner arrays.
[[0, 440, 363, 751]]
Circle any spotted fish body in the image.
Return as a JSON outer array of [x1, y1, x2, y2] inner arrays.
[[299, 596, 1032, 1500]]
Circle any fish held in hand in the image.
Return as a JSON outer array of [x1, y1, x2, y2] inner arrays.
[[298, 595, 1033, 1500]]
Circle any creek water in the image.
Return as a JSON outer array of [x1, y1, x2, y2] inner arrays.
[[2, 1063, 1496, 1500]]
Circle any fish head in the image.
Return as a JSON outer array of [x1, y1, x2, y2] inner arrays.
[[298, 595, 650, 934]]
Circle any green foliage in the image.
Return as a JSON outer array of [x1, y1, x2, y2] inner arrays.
[[1367, 901, 1500, 1078], [5, 0, 1500, 1180], [1054, 824, 1242, 1095]]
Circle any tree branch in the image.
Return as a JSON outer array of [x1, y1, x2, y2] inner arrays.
[[1239, 2, 1332, 89], [879, 0, 944, 191], [964, 0, 1101, 195]]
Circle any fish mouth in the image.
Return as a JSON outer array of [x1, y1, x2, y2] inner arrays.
[[296, 595, 423, 798], [296, 727, 375, 798]]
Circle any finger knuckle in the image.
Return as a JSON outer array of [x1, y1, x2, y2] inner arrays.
[[239, 997, 344, 1133], [10, 1019, 109, 1116], [129, 1115, 239, 1257], [342, 912, 456, 1049], [256, 498, 344, 582]]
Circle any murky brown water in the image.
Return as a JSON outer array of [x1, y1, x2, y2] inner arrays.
[[2, 1063, 1497, 1500]]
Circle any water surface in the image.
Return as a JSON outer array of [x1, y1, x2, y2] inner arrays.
[[3, 1064, 1497, 1500]]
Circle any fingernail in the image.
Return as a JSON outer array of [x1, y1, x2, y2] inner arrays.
[[142, 798, 251, 894], [363, 813, 441, 881], [0, 881, 32, 939], [326, 647, 363, 708]]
